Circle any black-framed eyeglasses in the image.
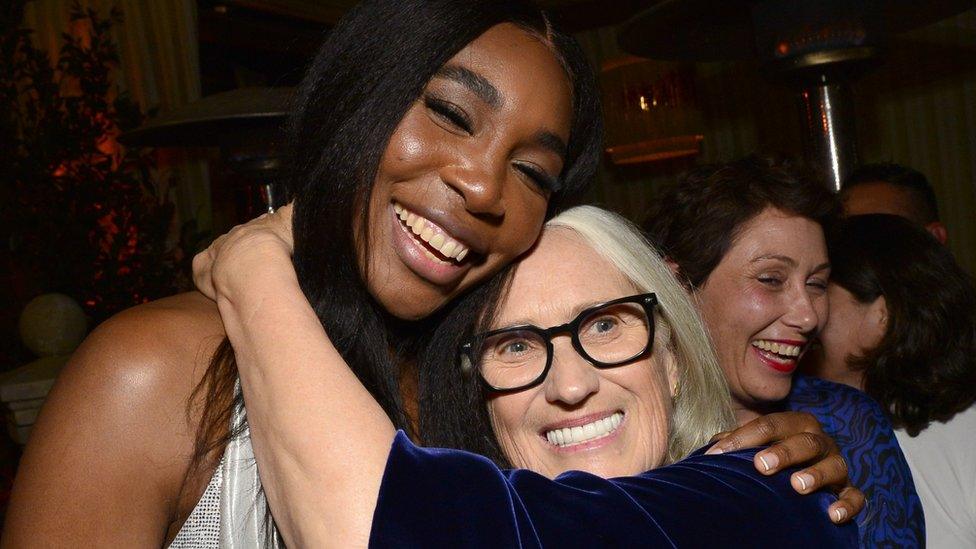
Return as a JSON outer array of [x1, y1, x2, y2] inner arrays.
[[459, 293, 658, 393]]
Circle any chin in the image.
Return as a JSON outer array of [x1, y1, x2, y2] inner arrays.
[[377, 288, 453, 320]]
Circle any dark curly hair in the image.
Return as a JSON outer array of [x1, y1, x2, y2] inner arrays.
[[829, 214, 976, 436], [644, 155, 841, 289]]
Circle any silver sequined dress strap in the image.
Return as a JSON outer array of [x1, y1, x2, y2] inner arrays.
[[170, 396, 282, 548]]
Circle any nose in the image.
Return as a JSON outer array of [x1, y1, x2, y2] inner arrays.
[[543, 338, 600, 406], [440, 158, 506, 218], [783, 287, 821, 335]]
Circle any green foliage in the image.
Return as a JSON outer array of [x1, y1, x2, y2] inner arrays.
[[1, 1, 190, 323]]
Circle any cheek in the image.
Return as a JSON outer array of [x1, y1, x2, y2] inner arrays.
[[703, 286, 776, 348], [379, 112, 440, 176], [486, 198, 547, 263], [814, 297, 829, 332], [488, 395, 529, 444]]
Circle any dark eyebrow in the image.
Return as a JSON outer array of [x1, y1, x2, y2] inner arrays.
[[811, 262, 831, 274], [753, 254, 831, 274], [435, 65, 501, 109], [752, 254, 797, 267], [536, 130, 568, 161]]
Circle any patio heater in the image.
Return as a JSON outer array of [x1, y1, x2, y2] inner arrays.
[[618, 0, 975, 190], [119, 87, 292, 218]]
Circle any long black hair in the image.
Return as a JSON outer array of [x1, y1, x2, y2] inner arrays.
[[186, 0, 602, 524], [285, 0, 602, 433], [829, 214, 976, 436]]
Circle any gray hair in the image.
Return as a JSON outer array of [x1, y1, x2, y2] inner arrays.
[[546, 205, 735, 462]]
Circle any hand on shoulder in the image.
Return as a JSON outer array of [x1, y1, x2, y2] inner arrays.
[[193, 203, 296, 304]]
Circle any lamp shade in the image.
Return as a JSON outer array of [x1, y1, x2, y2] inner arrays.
[[600, 57, 704, 165]]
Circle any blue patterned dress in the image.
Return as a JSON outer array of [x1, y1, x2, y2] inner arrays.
[[786, 375, 925, 547]]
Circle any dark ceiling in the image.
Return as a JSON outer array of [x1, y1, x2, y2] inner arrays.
[[220, 0, 651, 32]]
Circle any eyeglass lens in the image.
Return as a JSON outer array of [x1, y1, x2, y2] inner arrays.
[[475, 301, 651, 390]]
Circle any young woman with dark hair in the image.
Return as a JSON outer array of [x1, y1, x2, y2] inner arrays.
[[644, 155, 925, 546], [4, 1, 601, 545], [809, 213, 976, 548]]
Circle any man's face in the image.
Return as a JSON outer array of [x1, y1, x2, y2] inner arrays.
[[841, 181, 947, 244]]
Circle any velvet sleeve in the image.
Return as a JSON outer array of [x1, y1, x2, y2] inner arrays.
[[787, 374, 925, 547], [369, 431, 857, 548]]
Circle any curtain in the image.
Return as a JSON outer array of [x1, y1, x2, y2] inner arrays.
[[575, 8, 976, 274], [23, 0, 212, 235]]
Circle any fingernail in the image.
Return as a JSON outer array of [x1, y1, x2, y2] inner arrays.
[[796, 473, 814, 492], [758, 452, 779, 471], [833, 508, 848, 522], [705, 444, 724, 455]]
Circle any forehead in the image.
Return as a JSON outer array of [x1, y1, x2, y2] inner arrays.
[[447, 24, 573, 127], [494, 230, 636, 327], [842, 182, 917, 219], [724, 207, 827, 264]]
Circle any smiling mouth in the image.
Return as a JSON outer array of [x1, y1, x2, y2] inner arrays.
[[544, 412, 623, 448], [393, 201, 470, 264], [751, 339, 804, 372]]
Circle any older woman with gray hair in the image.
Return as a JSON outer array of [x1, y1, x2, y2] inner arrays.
[[191, 204, 859, 546]]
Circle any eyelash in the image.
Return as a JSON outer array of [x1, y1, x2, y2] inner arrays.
[[425, 94, 559, 193], [515, 163, 558, 192], [758, 275, 828, 292], [807, 279, 828, 291], [424, 95, 472, 133]]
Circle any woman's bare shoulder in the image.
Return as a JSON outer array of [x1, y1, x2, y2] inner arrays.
[[63, 291, 224, 397], [2, 292, 227, 546]]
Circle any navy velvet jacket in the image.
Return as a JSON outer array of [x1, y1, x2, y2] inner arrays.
[[785, 375, 924, 547], [370, 431, 857, 548]]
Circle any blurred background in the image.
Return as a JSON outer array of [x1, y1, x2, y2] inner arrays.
[[1, 0, 974, 509]]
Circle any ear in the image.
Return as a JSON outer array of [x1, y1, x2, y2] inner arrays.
[[860, 295, 888, 349], [663, 345, 680, 400], [925, 221, 948, 245], [664, 256, 682, 278]]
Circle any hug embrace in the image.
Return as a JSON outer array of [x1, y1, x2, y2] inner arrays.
[[10, 1, 941, 547]]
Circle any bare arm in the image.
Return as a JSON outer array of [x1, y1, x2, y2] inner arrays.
[[1, 296, 220, 547], [197, 206, 395, 547]]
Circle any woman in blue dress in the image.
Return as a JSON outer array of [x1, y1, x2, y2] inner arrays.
[[645, 156, 925, 546]]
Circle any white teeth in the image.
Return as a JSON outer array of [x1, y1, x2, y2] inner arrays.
[[751, 340, 802, 357], [392, 202, 471, 262], [545, 412, 623, 448]]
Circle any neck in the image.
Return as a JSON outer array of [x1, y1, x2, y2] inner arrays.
[[734, 406, 763, 426], [732, 396, 782, 427]]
